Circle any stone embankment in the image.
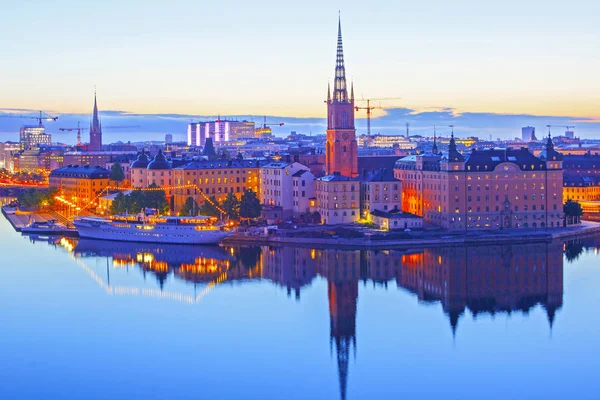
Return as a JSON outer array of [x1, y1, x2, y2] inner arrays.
[[224, 222, 600, 250]]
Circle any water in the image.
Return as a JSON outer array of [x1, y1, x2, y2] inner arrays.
[[1, 214, 600, 400]]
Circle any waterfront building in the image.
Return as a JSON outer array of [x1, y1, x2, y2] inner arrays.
[[369, 208, 423, 230], [394, 135, 564, 230], [292, 169, 316, 216], [63, 151, 137, 167], [260, 161, 312, 218], [19, 125, 51, 150], [359, 168, 402, 219], [314, 172, 360, 225], [325, 18, 358, 178], [562, 153, 600, 202], [172, 159, 264, 213], [49, 165, 110, 208]]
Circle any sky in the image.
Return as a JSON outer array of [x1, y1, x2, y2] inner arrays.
[[1, 0, 599, 135]]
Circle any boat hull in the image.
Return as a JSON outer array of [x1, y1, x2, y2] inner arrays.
[[73, 220, 230, 245]]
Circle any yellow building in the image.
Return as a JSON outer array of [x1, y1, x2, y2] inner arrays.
[[315, 172, 360, 225], [49, 165, 110, 209], [172, 159, 265, 213]]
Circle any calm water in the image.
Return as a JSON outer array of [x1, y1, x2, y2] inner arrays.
[[1, 214, 600, 400]]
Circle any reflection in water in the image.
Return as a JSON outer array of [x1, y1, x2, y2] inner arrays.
[[36, 236, 574, 400]]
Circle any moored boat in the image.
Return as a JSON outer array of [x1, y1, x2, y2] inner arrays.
[[73, 214, 231, 245]]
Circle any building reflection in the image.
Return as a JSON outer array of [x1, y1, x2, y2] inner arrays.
[[48, 237, 567, 400]]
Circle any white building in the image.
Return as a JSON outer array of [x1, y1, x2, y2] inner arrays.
[[260, 162, 311, 219], [291, 169, 315, 216], [314, 172, 360, 225], [188, 120, 255, 146]]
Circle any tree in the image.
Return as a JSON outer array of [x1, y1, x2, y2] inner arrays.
[[110, 162, 125, 188], [110, 192, 128, 215], [17, 188, 57, 210], [199, 195, 221, 217], [240, 189, 261, 220], [564, 200, 583, 225], [181, 196, 199, 216], [221, 192, 240, 219]]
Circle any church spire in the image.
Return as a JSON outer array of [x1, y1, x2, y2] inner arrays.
[[432, 125, 438, 154], [328, 82, 331, 102], [334, 14, 348, 103], [89, 89, 103, 151]]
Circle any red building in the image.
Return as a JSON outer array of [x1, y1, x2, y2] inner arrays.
[[325, 18, 358, 178], [394, 135, 564, 229]]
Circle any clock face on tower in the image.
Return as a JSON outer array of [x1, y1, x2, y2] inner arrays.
[[342, 132, 349, 140]]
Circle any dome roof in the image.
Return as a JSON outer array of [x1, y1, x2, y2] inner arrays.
[[131, 151, 150, 169], [147, 149, 172, 170]]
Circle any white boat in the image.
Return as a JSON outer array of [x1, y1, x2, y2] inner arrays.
[[73, 215, 231, 245], [21, 219, 68, 234]]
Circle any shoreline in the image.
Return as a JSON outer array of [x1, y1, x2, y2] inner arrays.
[[4, 207, 600, 249], [223, 221, 600, 250]]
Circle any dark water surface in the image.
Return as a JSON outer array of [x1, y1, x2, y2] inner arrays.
[[1, 214, 600, 400]]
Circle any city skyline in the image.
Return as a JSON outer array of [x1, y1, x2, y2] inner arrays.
[[1, 1, 599, 120]]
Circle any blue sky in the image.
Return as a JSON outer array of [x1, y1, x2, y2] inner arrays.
[[1, 0, 599, 138]]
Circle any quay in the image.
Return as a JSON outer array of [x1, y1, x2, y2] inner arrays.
[[1, 206, 79, 237], [223, 221, 600, 250]]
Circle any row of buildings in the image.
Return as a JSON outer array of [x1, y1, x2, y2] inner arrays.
[[45, 17, 600, 230]]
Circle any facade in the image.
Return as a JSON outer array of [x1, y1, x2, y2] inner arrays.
[[188, 120, 255, 146], [19, 125, 51, 150], [130, 151, 150, 189], [315, 172, 360, 225], [165, 134, 173, 144], [88, 93, 102, 151], [370, 209, 423, 231], [359, 168, 401, 219], [562, 153, 600, 202], [172, 159, 264, 213], [106, 161, 132, 187], [63, 151, 137, 168], [13, 150, 45, 173], [357, 134, 417, 150], [49, 165, 110, 208], [394, 135, 564, 230], [325, 19, 358, 178], [260, 162, 311, 218], [292, 169, 315, 216], [0, 141, 20, 171]]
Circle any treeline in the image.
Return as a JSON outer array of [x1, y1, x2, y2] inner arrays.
[[110, 184, 169, 215], [180, 190, 261, 220], [17, 188, 58, 209]]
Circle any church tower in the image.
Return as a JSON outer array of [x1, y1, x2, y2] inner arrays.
[[325, 16, 358, 178], [89, 91, 102, 151]]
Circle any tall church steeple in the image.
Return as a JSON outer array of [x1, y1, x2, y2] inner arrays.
[[334, 15, 348, 103], [89, 90, 103, 151], [325, 14, 358, 177]]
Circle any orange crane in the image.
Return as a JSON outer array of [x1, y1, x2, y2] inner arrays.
[[0, 110, 58, 127], [59, 122, 140, 146], [355, 97, 401, 147]]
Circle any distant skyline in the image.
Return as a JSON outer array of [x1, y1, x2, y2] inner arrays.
[[1, 1, 599, 120]]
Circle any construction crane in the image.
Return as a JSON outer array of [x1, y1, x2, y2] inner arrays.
[[262, 116, 284, 129], [0, 110, 58, 127], [546, 125, 575, 137], [59, 123, 140, 146], [355, 97, 401, 147]]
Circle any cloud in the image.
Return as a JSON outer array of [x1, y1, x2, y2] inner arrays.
[[1, 107, 598, 144]]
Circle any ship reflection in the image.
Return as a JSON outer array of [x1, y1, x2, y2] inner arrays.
[[46, 237, 571, 400]]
